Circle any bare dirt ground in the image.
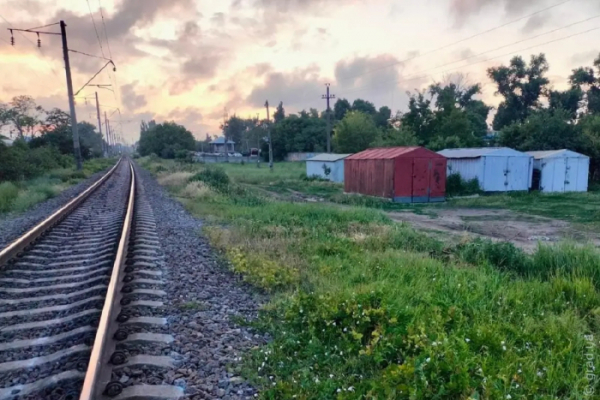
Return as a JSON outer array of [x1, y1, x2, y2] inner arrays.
[[388, 208, 600, 252]]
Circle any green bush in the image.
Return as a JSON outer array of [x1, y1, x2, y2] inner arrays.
[[456, 238, 531, 274], [190, 167, 230, 189], [0, 182, 19, 212], [446, 173, 480, 197]]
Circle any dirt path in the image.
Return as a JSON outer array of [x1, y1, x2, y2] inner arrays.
[[388, 208, 600, 252]]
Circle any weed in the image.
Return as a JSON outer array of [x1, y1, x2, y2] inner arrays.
[[178, 301, 207, 311], [0, 182, 18, 212]]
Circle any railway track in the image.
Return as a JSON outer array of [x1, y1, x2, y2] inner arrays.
[[0, 160, 182, 400]]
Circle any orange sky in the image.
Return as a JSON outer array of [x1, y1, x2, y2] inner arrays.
[[0, 0, 598, 144]]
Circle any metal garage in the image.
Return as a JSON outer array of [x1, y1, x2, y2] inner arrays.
[[527, 149, 589, 193], [344, 147, 447, 203], [306, 153, 351, 183], [438, 147, 533, 192]]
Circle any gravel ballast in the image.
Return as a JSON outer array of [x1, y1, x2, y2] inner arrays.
[[0, 168, 112, 250], [134, 165, 266, 400]]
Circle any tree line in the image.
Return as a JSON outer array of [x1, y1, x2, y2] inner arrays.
[[136, 52, 600, 180], [0, 96, 106, 182]]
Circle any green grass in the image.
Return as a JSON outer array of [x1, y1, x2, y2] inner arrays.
[[146, 158, 600, 400], [448, 191, 600, 227], [0, 157, 116, 215]]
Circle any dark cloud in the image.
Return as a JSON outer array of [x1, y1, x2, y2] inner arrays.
[[246, 65, 323, 109], [571, 50, 600, 65], [121, 82, 147, 111], [0, 0, 196, 75], [334, 54, 404, 90], [521, 12, 551, 34], [211, 12, 226, 25], [450, 0, 550, 25], [245, 54, 419, 115], [169, 47, 227, 95]]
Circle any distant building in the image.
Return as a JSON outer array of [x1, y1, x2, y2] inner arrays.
[[306, 153, 352, 183], [210, 136, 235, 153]]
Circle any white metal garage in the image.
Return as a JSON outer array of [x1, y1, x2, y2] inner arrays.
[[306, 154, 351, 183], [526, 149, 589, 193], [437, 147, 533, 192]]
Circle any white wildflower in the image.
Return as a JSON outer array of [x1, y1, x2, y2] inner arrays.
[[465, 338, 470, 343]]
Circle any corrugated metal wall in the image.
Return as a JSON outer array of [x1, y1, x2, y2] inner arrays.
[[345, 159, 395, 198], [306, 160, 345, 183], [446, 158, 483, 183]]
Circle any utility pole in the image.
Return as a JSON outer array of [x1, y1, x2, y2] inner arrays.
[[60, 20, 83, 170], [223, 107, 229, 163], [322, 83, 335, 153], [104, 111, 111, 156], [265, 100, 273, 170], [95, 92, 107, 157]]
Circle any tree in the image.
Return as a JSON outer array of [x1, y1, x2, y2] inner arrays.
[[222, 115, 247, 145], [333, 111, 380, 153], [0, 96, 44, 138], [374, 106, 392, 128], [265, 112, 327, 160], [548, 87, 583, 120], [400, 90, 434, 144], [499, 108, 582, 152], [374, 125, 418, 147], [569, 53, 600, 115], [488, 53, 550, 130], [138, 121, 195, 158], [334, 98, 351, 121], [274, 102, 285, 123], [351, 99, 377, 116]]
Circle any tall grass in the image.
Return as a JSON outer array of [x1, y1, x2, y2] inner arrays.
[[0, 158, 116, 215], [148, 160, 600, 399]]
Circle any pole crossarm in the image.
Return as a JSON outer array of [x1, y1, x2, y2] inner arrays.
[[74, 60, 117, 96]]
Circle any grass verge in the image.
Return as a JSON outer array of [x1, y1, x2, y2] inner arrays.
[[0, 157, 116, 214], [144, 158, 599, 399]]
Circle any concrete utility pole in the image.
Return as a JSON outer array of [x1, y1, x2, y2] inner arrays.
[[60, 20, 83, 170], [322, 83, 335, 153], [223, 107, 229, 163], [265, 100, 273, 170], [95, 92, 107, 157], [104, 111, 111, 156]]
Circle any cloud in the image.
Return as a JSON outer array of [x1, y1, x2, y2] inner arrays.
[[449, 0, 551, 25], [169, 47, 228, 95], [570, 50, 600, 66], [121, 82, 147, 111], [159, 106, 212, 137], [245, 65, 324, 110], [244, 54, 420, 115], [521, 12, 551, 34]]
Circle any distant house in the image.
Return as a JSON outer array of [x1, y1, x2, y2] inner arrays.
[[210, 136, 235, 153]]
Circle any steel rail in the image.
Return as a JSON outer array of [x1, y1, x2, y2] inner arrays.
[[79, 161, 135, 400], [0, 158, 122, 267]]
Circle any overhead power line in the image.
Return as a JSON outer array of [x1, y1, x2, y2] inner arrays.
[[339, 25, 600, 98], [69, 48, 112, 61], [336, 0, 575, 84], [86, 0, 106, 59]]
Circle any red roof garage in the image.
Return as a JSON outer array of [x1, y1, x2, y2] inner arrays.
[[344, 147, 447, 203]]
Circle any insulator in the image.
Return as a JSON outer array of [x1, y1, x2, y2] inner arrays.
[[37, 33, 40, 48], [9, 29, 14, 46]]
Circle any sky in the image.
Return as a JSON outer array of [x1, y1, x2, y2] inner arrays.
[[0, 0, 598, 144]]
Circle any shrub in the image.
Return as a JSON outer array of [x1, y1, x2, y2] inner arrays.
[[190, 167, 230, 189], [446, 173, 480, 197], [0, 182, 18, 212], [456, 238, 531, 274]]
